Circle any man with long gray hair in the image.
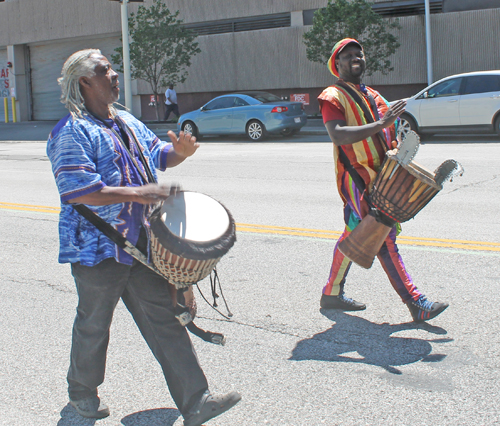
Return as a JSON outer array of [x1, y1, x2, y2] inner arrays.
[[46, 49, 241, 425]]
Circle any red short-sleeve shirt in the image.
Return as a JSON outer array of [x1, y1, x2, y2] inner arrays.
[[321, 99, 346, 123]]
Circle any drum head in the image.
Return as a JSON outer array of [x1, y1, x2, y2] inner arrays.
[[159, 191, 230, 242]]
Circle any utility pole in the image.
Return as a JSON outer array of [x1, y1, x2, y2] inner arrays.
[[120, 0, 133, 110], [424, 0, 433, 85], [110, 0, 143, 111]]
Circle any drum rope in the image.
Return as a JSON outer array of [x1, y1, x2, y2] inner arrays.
[[195, 267, 233, 320]]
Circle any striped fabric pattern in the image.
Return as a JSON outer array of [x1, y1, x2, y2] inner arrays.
[[46, 111, 173, 266], [323, 173, 421, 303], [318, 81, 395, 204], [320, 82, 421, 304]]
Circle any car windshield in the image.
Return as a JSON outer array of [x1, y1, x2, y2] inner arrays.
[[247, 92, 282, 103], [427, 78, 462, 98]]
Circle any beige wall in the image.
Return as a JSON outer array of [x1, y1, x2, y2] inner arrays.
[[0, 0, 326, 45], [0, 0, 125, 45], [2, 0, 500, 92], [1, 0, 500, 119]]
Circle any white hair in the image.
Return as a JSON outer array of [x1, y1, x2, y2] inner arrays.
[[57, 49, 117, 118]]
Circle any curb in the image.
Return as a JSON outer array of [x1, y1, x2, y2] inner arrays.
[[147, 126, 328, 137]]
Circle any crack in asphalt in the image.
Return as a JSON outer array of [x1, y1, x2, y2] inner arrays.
[[445, 174, 498, 194], [0, 214, 58, 223], [0, 155, 49, 161], [6, 277, 74, 294], [195, 314, 308, 339]]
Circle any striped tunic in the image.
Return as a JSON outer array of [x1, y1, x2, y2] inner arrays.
[[318, 81, 396, 204], [319, 82, 418, 302], [47, 110, 172, 266]]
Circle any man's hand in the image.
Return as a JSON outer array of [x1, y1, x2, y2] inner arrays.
[[326, 99, 407, 147], [68, 184, 180, 206], [168, 130, 199, 159], [133, 183, 179, 205], [380, 100, 406, 129]]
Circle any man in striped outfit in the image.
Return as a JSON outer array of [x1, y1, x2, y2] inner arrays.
[[318, 38, 448, 322]]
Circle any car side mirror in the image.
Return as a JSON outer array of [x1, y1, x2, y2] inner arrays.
[[200, 106, 206, 111]]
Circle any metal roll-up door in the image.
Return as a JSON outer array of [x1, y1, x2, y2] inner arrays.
[[29, 36, 124, 120], [0, 49, 14, 122]]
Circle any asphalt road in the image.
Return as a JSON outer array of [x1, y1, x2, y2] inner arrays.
[[0, 133, 499, 426]]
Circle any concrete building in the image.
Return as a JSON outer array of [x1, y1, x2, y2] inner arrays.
[[0, 0, 499, 122]]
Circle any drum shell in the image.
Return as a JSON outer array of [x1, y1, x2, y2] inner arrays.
[[149, 194, 236, 288], [371, 155, 442, 223]]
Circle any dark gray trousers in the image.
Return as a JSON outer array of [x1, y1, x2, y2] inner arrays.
[[68, 255, 208, 414], [164, 103, 180, 121]]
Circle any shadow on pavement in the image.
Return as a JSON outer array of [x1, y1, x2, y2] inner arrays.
[[289, 310, 452, 375], [121, 408, 180, 426], [421, 134, 499, 144], [58, 404, 181, 426], [58, 404, 97, 426]]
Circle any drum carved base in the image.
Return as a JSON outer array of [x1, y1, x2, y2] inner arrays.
[[150, 233, 221, 288], [339, 215, 392, 269]]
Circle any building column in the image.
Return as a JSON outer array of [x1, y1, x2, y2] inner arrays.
[[7, 44, 30, 122], [290, 11, 304, 27]]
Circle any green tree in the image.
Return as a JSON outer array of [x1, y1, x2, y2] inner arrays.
[[112, 0, 200, 121], [303, 0, 400, 76]]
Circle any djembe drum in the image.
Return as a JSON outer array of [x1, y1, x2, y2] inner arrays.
[[149, 191, 236, 289], [339, 131, 462, 269]]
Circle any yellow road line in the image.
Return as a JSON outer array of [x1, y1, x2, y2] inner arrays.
[[0, 202, 60, 213], [2, 202, 499, 253], [237, 222, 499, 247], [236, 225, 500, 252]]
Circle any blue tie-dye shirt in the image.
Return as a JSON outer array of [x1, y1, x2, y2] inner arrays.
[[47, 110, 173, 266]]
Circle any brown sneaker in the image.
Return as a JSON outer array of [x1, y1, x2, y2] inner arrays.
[[320, 293, 366, 311], [407, 296, 449, 323], [183, 390, 241, 426], [69, 395, 110, 419]]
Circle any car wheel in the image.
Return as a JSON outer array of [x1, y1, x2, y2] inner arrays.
[[246, 120, 267, 141], [182, 121, 200, 139], [398, 115, 418, 140], [494, 115, 500, 136], [420, 133, 434, 140], [281, 128, 300, 137]]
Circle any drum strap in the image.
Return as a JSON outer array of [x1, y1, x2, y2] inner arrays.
[[76, 116, 229, 343], [335, 80, 388, 152], [332, 81, 398, 227], [337, 147, 367, 194], [73, 203, 151, 265], [86, 112, 155, 186], [333, 81, 381, 197], [114, 116, 157, 184], [72, 204, 227, 344]]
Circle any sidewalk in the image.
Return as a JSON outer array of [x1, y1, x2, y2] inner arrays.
[[147, 117, 327, 138], [0, 118, 327, 142]]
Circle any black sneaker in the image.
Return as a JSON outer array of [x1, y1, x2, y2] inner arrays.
[[69, 395, 110, 419], [407, 296, 449, 323], [320, 293, 366, 311], [183, 390, 241, 426]]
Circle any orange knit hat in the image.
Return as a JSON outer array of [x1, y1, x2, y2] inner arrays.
[[327, 38, 363, 77]]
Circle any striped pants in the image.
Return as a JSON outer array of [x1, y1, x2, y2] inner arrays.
[[323, 172, 422, 304]]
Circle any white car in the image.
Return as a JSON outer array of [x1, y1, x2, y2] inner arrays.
[[397, 71, 500, 138]]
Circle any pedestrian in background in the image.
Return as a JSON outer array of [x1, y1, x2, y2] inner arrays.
[[164, 83, 180, 122]]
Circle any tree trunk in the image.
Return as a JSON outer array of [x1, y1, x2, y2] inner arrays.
[[154, 92, 161, 122]]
